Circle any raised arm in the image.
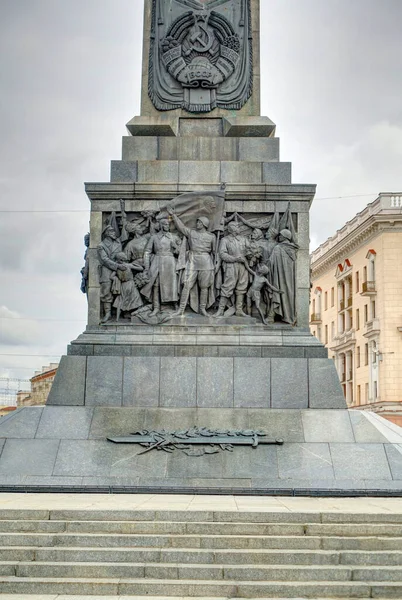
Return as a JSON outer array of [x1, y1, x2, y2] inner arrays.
[[167, 206, 190, 238], [237, 213, 258, 228], [172, 213, 191, 238]]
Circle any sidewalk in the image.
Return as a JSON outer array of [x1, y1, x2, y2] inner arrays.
[[0, 493, 402, 514]]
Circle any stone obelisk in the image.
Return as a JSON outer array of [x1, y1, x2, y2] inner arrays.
[[1, 0, 400, 493]]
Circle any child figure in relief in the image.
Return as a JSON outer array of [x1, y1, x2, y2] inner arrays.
[[246, 263, 282, 325], [111, 252, 144, 321]]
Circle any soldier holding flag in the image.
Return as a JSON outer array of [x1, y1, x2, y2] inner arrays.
[[167, 207, 216, 317]]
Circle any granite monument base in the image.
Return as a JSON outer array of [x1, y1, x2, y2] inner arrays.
[[0, 406, 402, 493], [46, 326, 342, 410]]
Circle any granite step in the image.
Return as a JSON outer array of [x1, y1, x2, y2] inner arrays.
[[306, 523, 402, 536], [1, 509, 402, 524], [5, 519, 402, 537], [0, 532, 325, 549], [322, 536, 402, 551], [0, 596, 286, 600], [3, 532, 402, 551], [1, 510, 402, 598], [0, 530, 311, 549], [3, 517, 402, 536], [0, 596, 349, 600], [45, 510, 323, 523], [3, 545, 402, 566], [10, 561, 358, 581], [0, 597, 377, 600], [23, 546, 402, 566], [341, 550, 402, 566], [0, 520, 307, 535], [66, 521, 304, 535], [1, 576, 398, 598], [23, 546, 344, 565]]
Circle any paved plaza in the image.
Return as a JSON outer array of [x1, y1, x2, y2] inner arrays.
[[1, 493, 402, 514]]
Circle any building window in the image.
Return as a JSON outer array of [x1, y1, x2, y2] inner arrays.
[[363, 266, 367, 282], [325, 325, 328, 344], [369, 254, 376, 282], [374, 381, 378, 400], [339, 312, 345, 334], [324, 291, 328, 310], [355, 271, 360, 293], [315, 289, 322, 316], [364, 304, 368, 323], [346, 309, 353, 331], [357, 385, 361, 404], [371, 300, 376, 319], [365, 382, 369, 402], [331, 321, 335, 340], [356, 346, 360, 368], [356, 309, 360, 330], [331, 287, 334, 307], [364, 343, 369, 366]]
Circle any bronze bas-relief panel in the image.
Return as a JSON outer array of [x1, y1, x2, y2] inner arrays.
[[87, 194, 299, 327], [149, 0, 253, 113]]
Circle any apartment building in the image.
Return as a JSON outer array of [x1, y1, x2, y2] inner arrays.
[[310, 192, 402, 425], [17, 363, 59, 407]]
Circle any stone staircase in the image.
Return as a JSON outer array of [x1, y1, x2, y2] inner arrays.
[[0, 508, 402, 597]]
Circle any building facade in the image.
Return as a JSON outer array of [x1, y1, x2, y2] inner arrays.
[[310, 193, 402, 424], [17, 363, 59, 407]]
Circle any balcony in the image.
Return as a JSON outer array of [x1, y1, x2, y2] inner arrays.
[[361, 281, 376, 296], [331, 329, 356, 350], [310, 313, 322, 324], [363, 318, 380, 338]]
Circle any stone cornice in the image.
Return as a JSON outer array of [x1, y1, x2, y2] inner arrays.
[[312, 217, 402, 279], [311, 193, 402, 278], [85, 182, 316, 204]]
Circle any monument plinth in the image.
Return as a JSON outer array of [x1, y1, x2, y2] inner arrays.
[[1, 0, 402, 493]]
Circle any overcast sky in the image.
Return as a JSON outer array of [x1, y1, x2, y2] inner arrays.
[[1, 0, 402, 387]]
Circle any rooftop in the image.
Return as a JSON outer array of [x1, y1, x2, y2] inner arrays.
[[311, 192, 402, 265]]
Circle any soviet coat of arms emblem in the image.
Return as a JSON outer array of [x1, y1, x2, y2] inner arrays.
[[149, 0, 253, 113]]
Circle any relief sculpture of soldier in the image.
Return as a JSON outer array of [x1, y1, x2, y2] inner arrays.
[[167, 206, 216, 317], [124, 223, 149, 268], [97, 225, 126, 323], [214, 221, 252, 318], [268, 229, 299, 325], [80, 233, 90, 298], [141, 219, 180, 316], [95, 201, 298, 326]]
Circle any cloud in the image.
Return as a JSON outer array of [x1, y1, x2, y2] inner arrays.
[[1, 0, 402, 378], [308, 121, 402, 246], [0, 306, 41, 346]]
